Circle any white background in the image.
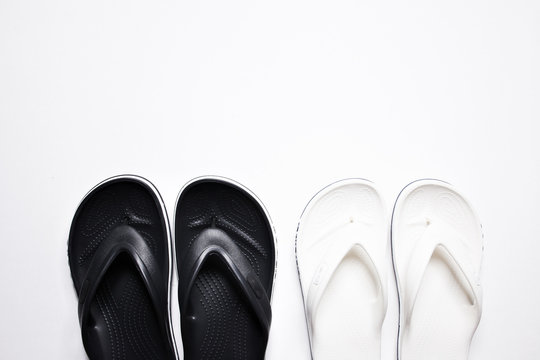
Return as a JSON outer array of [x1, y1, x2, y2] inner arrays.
[[1, 0, 539, 358]]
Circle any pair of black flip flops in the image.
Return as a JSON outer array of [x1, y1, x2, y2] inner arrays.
[[68, 175, 276, 360]]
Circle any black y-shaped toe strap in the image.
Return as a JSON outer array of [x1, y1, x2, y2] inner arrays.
[[179, 227, 272, 335], [78, 225, 164, 343]]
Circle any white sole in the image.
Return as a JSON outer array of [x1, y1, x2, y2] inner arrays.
[[391, 179, 484, 360], [295, 178, 388, 360]]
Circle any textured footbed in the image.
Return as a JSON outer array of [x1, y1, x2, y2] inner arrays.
[[68, 178, 174, 360], [175, 179, 275, 360], [392, 181, 483, 360], [296, 180, 387, 360]]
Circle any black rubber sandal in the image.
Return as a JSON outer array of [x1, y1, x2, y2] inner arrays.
[[175, 176, 276, 360], [68, 175, 176, 360]]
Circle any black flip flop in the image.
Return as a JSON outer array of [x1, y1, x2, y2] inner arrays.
[[68, 175, 176, 360], [175, 176, 276, 360]]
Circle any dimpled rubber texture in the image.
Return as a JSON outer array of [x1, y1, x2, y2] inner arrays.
[[175, 178, 275, 360], [68, 177, 174, 360]]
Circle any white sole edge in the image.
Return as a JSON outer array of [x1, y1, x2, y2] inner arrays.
[[391, 178, 484, 360], [294, 178, 384, 360]]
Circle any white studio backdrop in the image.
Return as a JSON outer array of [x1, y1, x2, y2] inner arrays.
[[0, 0, 539, 358]]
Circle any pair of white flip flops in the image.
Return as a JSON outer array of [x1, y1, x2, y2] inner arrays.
[[296, 179, 483, 360]]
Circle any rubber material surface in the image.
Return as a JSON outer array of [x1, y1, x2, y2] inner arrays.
[[175, 177, 276, 360], [391, 179, 483, 360], [68, 176, 175, 360], [296, 179, 388, 360]]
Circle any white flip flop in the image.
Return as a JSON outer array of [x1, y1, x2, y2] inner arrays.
[[391, 179, 484, 360], [296, 179, 388, 360]]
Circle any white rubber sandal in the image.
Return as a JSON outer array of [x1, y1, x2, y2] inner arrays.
[[391, 179, 484, 360], [296, 179, 388, 360]]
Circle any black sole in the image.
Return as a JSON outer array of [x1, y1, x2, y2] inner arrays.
[[68, 176, 175, 360], [175, 177, 276, 360]]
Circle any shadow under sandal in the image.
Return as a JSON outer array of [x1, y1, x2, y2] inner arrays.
[[175, 177, 276, 360], [68, 176, 175, 360]]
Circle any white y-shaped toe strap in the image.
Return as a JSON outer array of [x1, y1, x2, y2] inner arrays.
[[305, 223, 386, 335], [403, 218, 482, 320]]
